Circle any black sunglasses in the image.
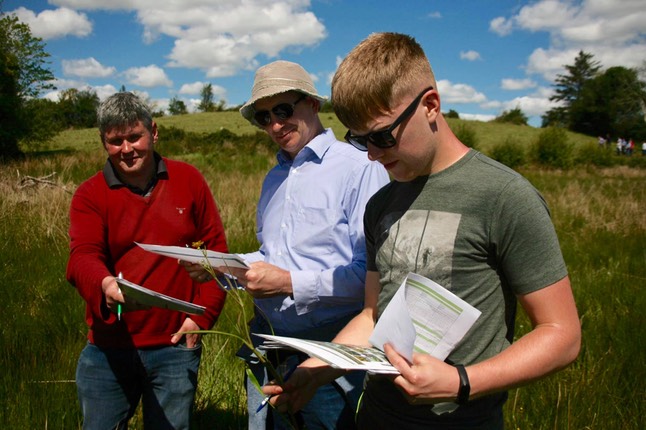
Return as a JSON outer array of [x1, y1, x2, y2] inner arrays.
[[253, 94, 307, 127], [345, 86, 434, 151]]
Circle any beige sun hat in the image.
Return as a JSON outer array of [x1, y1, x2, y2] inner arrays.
[[240, 60, 328, 126]]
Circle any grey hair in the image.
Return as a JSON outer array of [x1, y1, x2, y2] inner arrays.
[[97, 92, 153, 139]]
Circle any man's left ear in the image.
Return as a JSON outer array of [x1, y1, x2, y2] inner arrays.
[[151, 121, 159, 144], [422, 90, 440, 123]]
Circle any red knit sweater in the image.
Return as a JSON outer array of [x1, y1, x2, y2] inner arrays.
[[66, 158, 228, 348]]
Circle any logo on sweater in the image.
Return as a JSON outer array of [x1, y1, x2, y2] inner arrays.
[[176, 207, 186, 214]]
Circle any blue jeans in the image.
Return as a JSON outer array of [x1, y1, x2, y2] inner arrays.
[[76, 342, 202, 430], [246, 354, 364, 430]]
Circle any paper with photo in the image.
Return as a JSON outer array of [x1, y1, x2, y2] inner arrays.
[[255, 273, 480, 374], [257, 334, 399, 374]]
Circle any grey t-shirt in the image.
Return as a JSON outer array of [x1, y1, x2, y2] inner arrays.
[[362, 150, 567, 424], [364, 150, 567, 428]]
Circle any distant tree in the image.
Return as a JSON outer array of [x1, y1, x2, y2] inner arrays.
[[0, 12, 55, 99], [22, 97, 65, 143], [168, 96, 188, 115], [543, 51, 600, 128], [445, 109, 460, 119], [216, 99, 227, 111], [541, 107, 568, 128], [569, 66, 646, 139], [119, 84, 126, 92], [58, 88, 100, 129], [320, 100, 334, 113], [494, 107, 529, 126], [197, 83, 215, 112], [0, 43, 25, 160], [0, 9, 56, 160]]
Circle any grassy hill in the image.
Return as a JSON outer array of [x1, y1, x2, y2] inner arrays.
[[45, 111, 596, 154]]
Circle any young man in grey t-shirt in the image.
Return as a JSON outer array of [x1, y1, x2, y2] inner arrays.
[[263, 33, 581, 429]]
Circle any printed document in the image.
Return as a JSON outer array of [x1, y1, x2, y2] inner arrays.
[[256, 272, 481, 373], [115, 277, 206, 315], [136, 242, 249, 270]]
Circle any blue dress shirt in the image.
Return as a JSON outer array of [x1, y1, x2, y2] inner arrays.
[[242, 128, 390, 335]]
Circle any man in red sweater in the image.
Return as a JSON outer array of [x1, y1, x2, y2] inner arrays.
[[66, 92, 228, 429]]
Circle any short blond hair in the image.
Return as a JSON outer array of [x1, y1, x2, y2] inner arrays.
[[332, 32, 436, 131]]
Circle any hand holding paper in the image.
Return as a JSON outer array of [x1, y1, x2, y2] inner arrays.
[[257, 273, 481, 374]]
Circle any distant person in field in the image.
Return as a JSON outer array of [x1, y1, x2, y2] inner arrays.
[[262, 32, 581, 430], [183, 60, 389, 429], [66, 91, 228, 430]]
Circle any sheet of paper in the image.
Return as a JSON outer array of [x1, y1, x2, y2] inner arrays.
[[254, 273, 480, 375], [256, 334, 399, 374], [136, 242, 249, 270], [370, 272, 481, 362], [369, 277, 417, 362], [116, 277, 206, 315], [404, 272, 481, 361]]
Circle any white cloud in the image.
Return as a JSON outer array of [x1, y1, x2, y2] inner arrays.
[[62, 58, 116, 78], [132, 1, 327, 77], [178, 82, 207, 95], [460, 50, 482, 61], [499, 95, 554, 117], [178, 82, 227, 100], [427, 11, 442, 19], [493, 0, 646, 80], [501, 78, 537, 90], [489, 16, 512, 36], [11, 6, 92, 39], [19, 1, 329, 89], [93, 84, 122, 100], [122, 65, 172, 87], [459, 113, 496, 122], [437, 80, 487, 104]]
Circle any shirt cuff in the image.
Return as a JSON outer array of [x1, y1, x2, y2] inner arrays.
[[290, 270, 320, 315]]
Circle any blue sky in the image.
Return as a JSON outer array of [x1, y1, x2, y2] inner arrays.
[[4, 0, 645, 126]]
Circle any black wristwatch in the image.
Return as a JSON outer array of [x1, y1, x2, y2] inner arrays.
[[455, 364, 470, 405]]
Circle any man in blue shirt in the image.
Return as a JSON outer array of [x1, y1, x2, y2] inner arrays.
[[234, 60, 389, 429]]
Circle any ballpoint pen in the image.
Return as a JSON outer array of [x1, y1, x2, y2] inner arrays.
[[117, 272, 123, 321], [256, 365, 298, 413]]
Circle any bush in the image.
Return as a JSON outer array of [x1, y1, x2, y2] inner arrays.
[[494, 107, 529, 126], [574, 142, 617, 167], [455, 123, 479, 150], [445, 109, 460, 119], [531, 127, 573, 169], [490, 137, 527, 169]]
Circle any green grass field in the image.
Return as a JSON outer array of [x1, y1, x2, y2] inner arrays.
[[1, 113, 644, 429]]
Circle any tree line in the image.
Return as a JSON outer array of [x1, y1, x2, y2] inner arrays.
[[2, 2, 645, 162]]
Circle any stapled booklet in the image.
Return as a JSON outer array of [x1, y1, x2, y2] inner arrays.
[[256, 272, 481, 374], [115, 277, 206, 315]]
